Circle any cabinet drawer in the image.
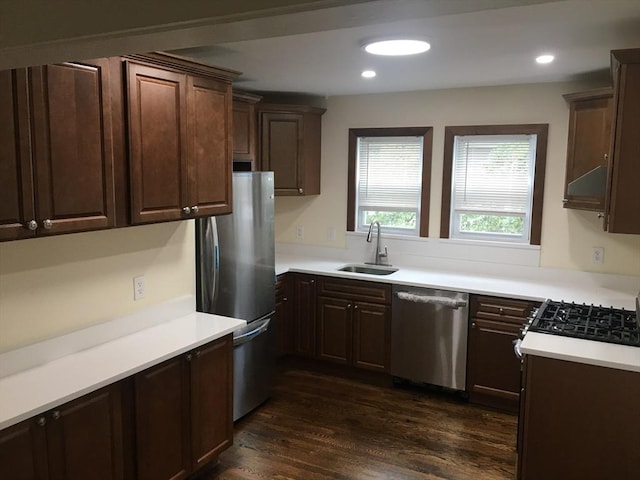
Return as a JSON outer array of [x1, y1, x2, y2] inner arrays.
[[472, 295, 537, 325], [318, 277, 391, 304]]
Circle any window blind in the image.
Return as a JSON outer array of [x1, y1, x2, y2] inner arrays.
[[452, 134, 536, 215], [357, 136, 423, 210]]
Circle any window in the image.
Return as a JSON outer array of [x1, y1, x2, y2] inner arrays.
[[441, 125, 548, 245], [348, 127, 432, 237]]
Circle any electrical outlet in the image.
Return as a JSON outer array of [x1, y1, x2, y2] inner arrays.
[[133, 275, 145, 301], [592, 247, 605, 265], [296, 225, 304, 239], [326, 227, 336, 242]]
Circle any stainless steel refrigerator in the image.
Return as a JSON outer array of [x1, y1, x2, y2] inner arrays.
[[196, 171, 275, 421]]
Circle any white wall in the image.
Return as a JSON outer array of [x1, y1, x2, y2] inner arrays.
[[275, 81, 640, 276], [0, 221, 195, 353]]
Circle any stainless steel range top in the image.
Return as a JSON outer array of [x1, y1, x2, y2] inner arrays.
[[526, 300, 640, 347]]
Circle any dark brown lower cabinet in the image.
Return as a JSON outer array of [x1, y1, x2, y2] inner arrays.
[[467, 295, 537, 412], [135, 356, 190, 480], [135, 334, 233, 480], [275, 274, 294, 357], [352, 301, 389, 372], [189, 337, 233, 470], [316, 296, 351, 364], [518, 356, 640, 480], [293, 274, 317, 357], [314, 277, 391, 373], [0, 383, 124, 480]]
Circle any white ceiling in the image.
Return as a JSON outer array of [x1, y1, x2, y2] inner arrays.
[[172, 0, 640, 97]]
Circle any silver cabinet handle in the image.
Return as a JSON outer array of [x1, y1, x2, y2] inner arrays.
[[26, 220, 38, 230], [471, 322, 476, 328], [562, 199, 569, 204], [298, 187, 303, 194], [597, 212, 605, 218], [604, 153, 609, 162], [185, 353, 192, 362], [195, 350, 201, 358], [42, 219, 52, 229], [283, 297, 288, 302], [191, 205, 199, 214], [182, 207, 191, 214], [347, 303, 352, 309], [51, 411, 60, 420], [353, 305, 358, 310], [37, 417, 46, 427], [499, 307, 505, 314]]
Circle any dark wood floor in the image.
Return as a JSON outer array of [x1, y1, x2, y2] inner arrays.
[[203, 367, 517, 480]]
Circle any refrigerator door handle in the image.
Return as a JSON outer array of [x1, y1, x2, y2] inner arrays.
[[200, 217, 220, 312], [233, 318, 271, 347]]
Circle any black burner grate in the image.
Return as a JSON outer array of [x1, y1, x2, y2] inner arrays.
[[529, 300, 640, 347]]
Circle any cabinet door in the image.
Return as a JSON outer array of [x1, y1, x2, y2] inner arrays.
[[563, 91, 612, 211], [190, 336, 233, 471], [519, 356, 640, 480], [316, 296, 351, 365], [232, 100, 256, 165], [275, 274, 294, 357], [0, 417, 49, 480], [30, 59, 116, 235], [0, 69, 35, 241], [126, 62, 189, 224], [606, 52, 640, 234], [135, 356, 190, 480], [466, 318, 521, 412], [259, 111, 303, 195], [352, 302, 390, 372], [187, 75, 232, 217], [293, 274, 316, 357], [46, 383, 124, 480]]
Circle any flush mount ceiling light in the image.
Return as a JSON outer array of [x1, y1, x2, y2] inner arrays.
[[362, 70, 376, 78], [363, 39, 430, 56], [536, 54, 555, 64]]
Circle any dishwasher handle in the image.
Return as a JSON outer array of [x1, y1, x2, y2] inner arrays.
[[395, 291, 467, 309]]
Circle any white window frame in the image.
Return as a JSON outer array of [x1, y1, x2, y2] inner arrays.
[[449, 134, 537, 244]]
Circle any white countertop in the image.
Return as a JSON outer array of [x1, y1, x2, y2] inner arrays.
[[521, 332, 640, 373], [276, 253, 640, 372], [0, 306, 245, 430], [276, 254, 639, 309]]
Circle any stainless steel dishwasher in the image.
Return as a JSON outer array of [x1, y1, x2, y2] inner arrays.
[[391, 285, 469, 391]]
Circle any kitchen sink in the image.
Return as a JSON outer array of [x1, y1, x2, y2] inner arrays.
[[338, 264, 399, 275]]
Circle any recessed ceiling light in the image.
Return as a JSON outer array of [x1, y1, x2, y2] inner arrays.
[[536, 54, 555, 64], [361, 70, 376, 78], [363, 39, 430, 56]]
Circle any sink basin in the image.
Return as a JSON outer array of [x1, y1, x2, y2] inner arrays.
[[338, 264, 399, 275]]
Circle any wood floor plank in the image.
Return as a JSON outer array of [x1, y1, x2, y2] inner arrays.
[[200, 368, 517, 480]]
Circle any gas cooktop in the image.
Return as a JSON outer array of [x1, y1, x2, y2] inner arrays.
[[527, 300, 640, 347]]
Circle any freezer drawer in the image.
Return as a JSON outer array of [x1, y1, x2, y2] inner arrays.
[[233, 314, 275, 421], [391, 286, 469, 391]]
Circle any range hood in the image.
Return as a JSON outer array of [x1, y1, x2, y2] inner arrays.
[[567, 165, 607, 198]]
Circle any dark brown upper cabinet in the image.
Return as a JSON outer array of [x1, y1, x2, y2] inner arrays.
[[0, 59, 122, 241], [232, 91, 262, 170], [562, 88, 613, 211], [257, 104, 325, 196], [605, 48, 640, 234], [124, 53, 238, 224]]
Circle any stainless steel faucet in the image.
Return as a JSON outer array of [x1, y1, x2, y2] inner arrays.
[[365, 221, 390, 265]]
